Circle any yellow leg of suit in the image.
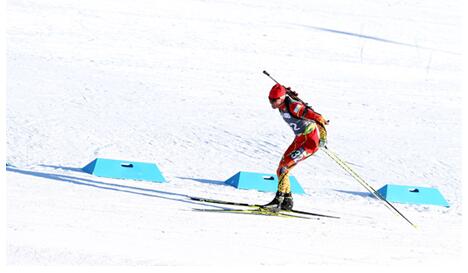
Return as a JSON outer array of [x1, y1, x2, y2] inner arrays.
[[277, 172, 291, 193], [276, 127, 320, 193]]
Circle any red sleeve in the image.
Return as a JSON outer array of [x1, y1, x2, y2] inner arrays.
[[288, 101, 325, 123]]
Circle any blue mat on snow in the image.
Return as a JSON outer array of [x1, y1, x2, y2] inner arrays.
[[225, 171, 305, 194], [83, 158, 166, 183]]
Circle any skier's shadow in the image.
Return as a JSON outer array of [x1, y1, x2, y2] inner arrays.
[[176, 176, 227, 186], [6, 166, 224, 209], [333, 189, 373, 198]]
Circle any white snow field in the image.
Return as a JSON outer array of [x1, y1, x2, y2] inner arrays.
[[5, 0, 464, 269]]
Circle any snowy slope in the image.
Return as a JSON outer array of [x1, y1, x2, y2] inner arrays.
[[6, 0, 463, 267]]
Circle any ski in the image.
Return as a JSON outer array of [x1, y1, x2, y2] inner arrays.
[[190, 196, 258, 207], [190, 196, 340, 219], [193, 208, 313, 219]]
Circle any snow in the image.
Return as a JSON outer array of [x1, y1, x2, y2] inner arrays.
[[4, 0, 465, 270]]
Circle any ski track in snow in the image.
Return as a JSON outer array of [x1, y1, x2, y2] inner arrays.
[[6, 0, 463, 267]]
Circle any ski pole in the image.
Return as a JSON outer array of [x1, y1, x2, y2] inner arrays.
[[322, 146, 417, 228]]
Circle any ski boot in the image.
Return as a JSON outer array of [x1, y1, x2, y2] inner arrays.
[[281, 192, 294, 211], [262, 191, 293, 212]]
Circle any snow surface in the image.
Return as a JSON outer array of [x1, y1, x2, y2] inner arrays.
[[5, 0, 464, 269]]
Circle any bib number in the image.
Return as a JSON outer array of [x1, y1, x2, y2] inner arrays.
[[290, 148, 307, 163], [289, 123, 300, 131]]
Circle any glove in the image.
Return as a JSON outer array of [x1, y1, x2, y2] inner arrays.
[[317, 122, 328, 148], [319, 138, 327, 148]]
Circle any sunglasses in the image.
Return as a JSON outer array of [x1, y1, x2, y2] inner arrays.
[[269, 97, 281, 103]]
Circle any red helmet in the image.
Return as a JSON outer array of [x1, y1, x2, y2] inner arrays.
[[268, 83, 286, 99]]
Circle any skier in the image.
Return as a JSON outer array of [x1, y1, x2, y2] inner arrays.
[[263, 83, 329, 211]]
